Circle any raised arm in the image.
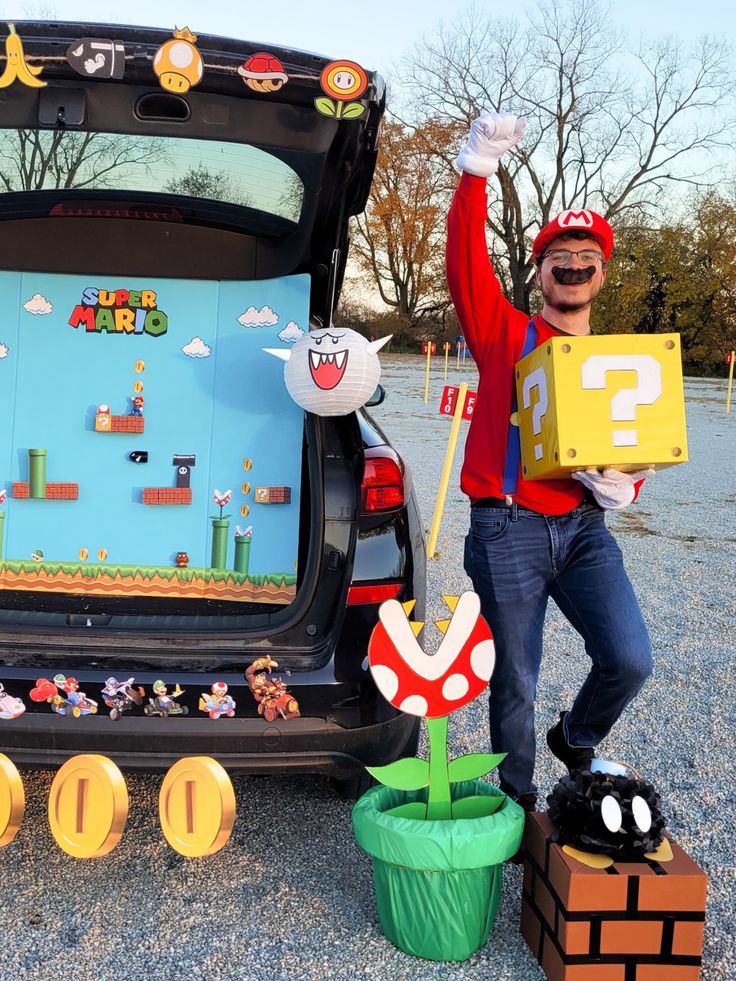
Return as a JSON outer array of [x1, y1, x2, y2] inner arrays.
[[446, 113, 527, 362]]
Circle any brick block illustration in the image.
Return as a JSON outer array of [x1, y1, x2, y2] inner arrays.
[[142, 487, 192, 505], [521, 812, 706, 980], [255, 485, 291, 504], [12, 482, 78, 500]]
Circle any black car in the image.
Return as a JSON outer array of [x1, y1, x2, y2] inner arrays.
[[0, 21, 424, 797]]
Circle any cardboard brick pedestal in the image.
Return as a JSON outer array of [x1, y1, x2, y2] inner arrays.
[[521, 812, 707, 981]]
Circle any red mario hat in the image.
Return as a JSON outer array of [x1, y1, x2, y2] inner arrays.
[[533, 209, 613, 262]]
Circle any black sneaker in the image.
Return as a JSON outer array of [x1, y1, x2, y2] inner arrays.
[[546, 711, 594, 773], [513, 792, 538, 813]]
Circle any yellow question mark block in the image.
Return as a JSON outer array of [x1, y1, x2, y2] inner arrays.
[[48, 755, 129, 857], [515, 333, 688, 480], [159, 757, 235, 857]]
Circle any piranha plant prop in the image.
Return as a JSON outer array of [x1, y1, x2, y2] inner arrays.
[[352, 592, 525, 961], [264, 327, 390, 416]]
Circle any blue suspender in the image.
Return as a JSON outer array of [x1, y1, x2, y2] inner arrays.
[[501, 319, 537, 495]]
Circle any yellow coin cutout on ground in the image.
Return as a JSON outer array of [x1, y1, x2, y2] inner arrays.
[[48, 755, 128, 858], [0, 754, 25, 846], [159, 757, 235, 857]]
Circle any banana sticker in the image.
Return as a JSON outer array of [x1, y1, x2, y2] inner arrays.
[[0, 24, 45, 88]]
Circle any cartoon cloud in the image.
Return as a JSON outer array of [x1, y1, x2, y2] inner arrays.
[[264, 327, 391, 416]]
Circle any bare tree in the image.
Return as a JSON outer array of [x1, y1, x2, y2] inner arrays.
[[400, 0, 736, 312], [0, 130, 165, 192]]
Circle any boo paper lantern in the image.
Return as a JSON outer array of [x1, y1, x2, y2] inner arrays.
[[265, 328, 390, 416]]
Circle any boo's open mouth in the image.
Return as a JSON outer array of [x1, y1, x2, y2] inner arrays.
[[309, 349, 349, 389]]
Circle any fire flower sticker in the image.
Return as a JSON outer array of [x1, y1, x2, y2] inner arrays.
[[315, 59, 368, 120], [366, 592, 507, 820]]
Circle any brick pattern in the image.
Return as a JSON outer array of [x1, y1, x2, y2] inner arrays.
[[109, 415, 144, 433], [12, 482, 78, 500], [142, 487, 192, 505], [521, 812, 706, 980], [254, 485, 291, 504]]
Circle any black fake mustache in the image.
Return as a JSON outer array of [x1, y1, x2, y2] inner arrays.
[[552, 266, 596, 284]]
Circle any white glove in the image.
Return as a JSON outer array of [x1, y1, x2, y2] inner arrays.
[[455, 112, 527, 178], [571, 468, 655, 511]]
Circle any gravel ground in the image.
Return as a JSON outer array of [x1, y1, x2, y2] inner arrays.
[[1, 355, 734, 980]]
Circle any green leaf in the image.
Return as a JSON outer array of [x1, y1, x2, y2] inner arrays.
[[447, 752, 507, 783], [365, 757, 430, 790], [314, 97, 337, 117], [451, 794, 506, 820], [340, 102, 366, 119], [384, 801, 428, 820]]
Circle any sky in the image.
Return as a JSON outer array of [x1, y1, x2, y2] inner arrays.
[[6, 1, 736, 72]]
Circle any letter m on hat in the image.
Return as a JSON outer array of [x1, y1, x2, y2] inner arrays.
[[558, 209, 594, 228]]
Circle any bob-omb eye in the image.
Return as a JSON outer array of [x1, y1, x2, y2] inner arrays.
[[631, 795, 652, 833], [601, 795, 623, 833]]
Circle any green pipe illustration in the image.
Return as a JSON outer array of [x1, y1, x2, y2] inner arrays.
[[234, 535, 251, 575], [210, 518, 230, 570], [28, 449, 47, 499]]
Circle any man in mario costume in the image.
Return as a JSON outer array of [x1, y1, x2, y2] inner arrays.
[[447, 112, 653, 811]]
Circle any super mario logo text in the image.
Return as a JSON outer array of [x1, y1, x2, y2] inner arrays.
[[68, 287, 168, 336]]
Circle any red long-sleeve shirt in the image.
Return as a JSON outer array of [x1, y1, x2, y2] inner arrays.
[[446, 172, 586, 515]]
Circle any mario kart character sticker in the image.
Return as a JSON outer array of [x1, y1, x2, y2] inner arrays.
[[66, 37, 126, 79], [238, 52, 289, 92], [0, 24, 45, 89], [315, 59, 368, 119], [0, 683, 25, 720], [199, 682, 236, 719], [153, 27, 203, 93], [264, 327, 390, 416]]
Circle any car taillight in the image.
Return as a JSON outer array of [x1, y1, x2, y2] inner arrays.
[[49, 202, 182, 221], [361, 449, 405, 513], [347, 583, 403, 605]]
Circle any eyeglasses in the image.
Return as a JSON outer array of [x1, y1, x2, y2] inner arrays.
[[542, 248, 604, 265]]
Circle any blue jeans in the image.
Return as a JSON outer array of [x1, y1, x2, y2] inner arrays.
[[463, 500, 652, 798]]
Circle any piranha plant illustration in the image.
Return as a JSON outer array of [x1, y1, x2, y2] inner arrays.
[[366, 592, 505, 820], [210, 488, 232, 569], [314, 59, 368, 120]]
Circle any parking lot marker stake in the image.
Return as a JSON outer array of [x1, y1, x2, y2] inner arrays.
[[427, 383, 467, 558]]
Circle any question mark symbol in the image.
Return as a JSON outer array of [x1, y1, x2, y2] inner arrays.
[[522, 367, 548, 460], [581, 355, 662, 446]]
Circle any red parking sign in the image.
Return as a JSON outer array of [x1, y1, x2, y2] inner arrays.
[[439, 386, 477, 420]]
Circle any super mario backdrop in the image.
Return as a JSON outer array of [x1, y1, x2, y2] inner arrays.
[[0, 271, 309, 604]]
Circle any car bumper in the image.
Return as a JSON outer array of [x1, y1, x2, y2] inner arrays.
[[0, 709, 418, 775]]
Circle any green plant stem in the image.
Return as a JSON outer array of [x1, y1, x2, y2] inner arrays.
[[425, 714, 451, 821]]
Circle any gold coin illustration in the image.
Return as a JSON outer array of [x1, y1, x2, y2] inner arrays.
[[159, 757, 235, 857], [242, 458, 253, 471], [133, 381, 144, 394], [48, 755, 129, 858], [135, 360, 146, 373], [78, 548, 89, 561], [97, 548, 108, 561], [0, 754, 25, 847], [241, 482, 251, 495], [240, 505, 250, 518]]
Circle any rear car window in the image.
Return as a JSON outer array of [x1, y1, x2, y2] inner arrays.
[[0, 128, 303, 222]]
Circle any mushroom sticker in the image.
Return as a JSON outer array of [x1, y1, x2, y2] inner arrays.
[[153, 27, 203, 93], [238, 52, 289, 93], [264, 327, 390, 416], [315, 59, 368, 120]]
